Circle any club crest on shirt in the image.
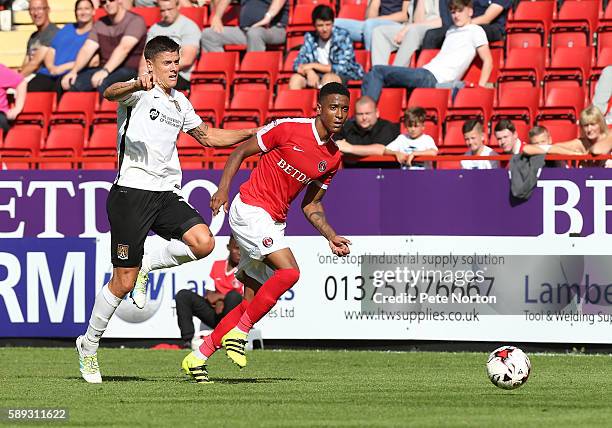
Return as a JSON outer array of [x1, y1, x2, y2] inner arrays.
[[117, 244, 129, 260], [318, 160, 327, 173], [262, 237, 274, 248], [149, 108, 159, 120]]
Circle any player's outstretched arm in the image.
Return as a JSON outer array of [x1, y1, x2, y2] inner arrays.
[[301, 184, 351, 257], [210, 136, 263, 215], [103, 73, 155, 101], [187, 123, 259, 148]]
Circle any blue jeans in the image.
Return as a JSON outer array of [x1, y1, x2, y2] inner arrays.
[[69, 67, 137, 94], [334, 18, 400, 51], [361, 65, 438, 102]]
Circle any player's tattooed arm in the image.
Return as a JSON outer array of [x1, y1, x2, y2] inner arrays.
[[190, 123, 259, 148], [302, 185, 351, 256]]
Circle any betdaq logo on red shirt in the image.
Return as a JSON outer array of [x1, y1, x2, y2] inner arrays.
[[277, 158, 312, 184]]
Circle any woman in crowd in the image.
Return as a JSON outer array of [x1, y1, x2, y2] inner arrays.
[[28, 0, 96, 92], [524, 106, 612, 167]]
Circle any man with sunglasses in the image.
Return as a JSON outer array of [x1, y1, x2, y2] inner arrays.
[[61, 0, 147, 94]]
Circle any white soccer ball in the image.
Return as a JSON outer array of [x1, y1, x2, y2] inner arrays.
[[486, 346, 531, 390]]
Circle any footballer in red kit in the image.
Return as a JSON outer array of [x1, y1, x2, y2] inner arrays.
[[182, 83, 352, 383]]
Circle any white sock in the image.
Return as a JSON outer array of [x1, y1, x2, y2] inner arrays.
[[141, 239, 198, 273], [82, 284, 122, 355], [193, 348, 207, 360]]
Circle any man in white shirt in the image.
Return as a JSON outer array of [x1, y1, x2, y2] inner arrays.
[[144, 0, 201, 90], [75, 36, 258, 384], [460, 119, 499, 169], [494, 119, 524, 154], [362, 0, 492, 102]]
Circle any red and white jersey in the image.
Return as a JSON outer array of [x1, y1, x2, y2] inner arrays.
[[239, 118, 341, 222], [209, 260, 243, 295]]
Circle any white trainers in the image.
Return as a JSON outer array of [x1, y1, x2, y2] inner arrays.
[[76, 336, 102, 384], [129, 269, 149, 309]]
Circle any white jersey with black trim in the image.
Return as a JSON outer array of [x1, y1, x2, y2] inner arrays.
[[115, 84, 202, 191]]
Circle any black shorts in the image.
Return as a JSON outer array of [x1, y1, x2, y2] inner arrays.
[[107, 185, 206, 267]]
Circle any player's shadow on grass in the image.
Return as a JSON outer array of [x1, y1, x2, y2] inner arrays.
[[212, 377, 295, 384], [66, 375, 155, 382]]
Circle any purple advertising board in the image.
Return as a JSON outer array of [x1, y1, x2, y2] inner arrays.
[[1, 168, 611, 238]]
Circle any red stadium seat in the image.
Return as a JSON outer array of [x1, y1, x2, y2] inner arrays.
[[131, 7, 162, 27], [596, 30, 612, 59], [82, 123, 117, 170], [506, 0, 554, 52], [348, 87, 360, 118], [550, 0, 599, 52], [290, 3, 319, 25], [222, 89, 270, 127], [595, 47, 612, 72], [189, 88, 226, 127], [96, 7, 160, 27], [354, 49, 371, 73], [447, 87, 495, 123], [536, 118, 579, 142], [40, 124, 85, 169], [498, 47, 547, 92], [407, 88, 450, 124], [276, 50, 300, 87], [416, 49, 439, 67], [543, 47, 593, 97], [377, 88, 406, 122], [51, 92, 98, 129], [192, 52, 240, 92], [233, 51, 283, 92], [180, 6, 207, 29], [268, 89, 316, 121], [442, 119, 468, 148], [462, 48, 502, 85], [338, 2, 366, 19], [177, 132, 207, 169], [493, 86, 540, 125], [16, 92, 55, 129], [1, 125, 43, 168], [538, 87, 586, 121]]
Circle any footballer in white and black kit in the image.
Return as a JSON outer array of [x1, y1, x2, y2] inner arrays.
[[75, 36, 258, 384]]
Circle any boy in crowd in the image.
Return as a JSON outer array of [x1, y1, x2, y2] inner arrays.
[[460, 119, 499, 169], [337, 107, 438, 169]]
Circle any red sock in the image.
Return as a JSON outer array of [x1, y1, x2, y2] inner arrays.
[[236, 268, 299, 332], [198, 300, 249, 358]]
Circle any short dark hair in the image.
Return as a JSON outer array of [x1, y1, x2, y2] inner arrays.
[[448, 0, 473, 11], [405, 107, 427, 125], [319, 82, 350, 103], [312, 4, 334, 24], [528, 125, 549, 140], [494, 119, 516, 134], [75, 0, 94, 11], [144, 36, 180, 61], [462, 119, 483, 134]]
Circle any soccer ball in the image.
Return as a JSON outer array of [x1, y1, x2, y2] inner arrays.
[[486, 346, 531, 390]]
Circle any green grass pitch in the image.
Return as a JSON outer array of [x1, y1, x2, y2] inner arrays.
[[1, 347, 612, 427]]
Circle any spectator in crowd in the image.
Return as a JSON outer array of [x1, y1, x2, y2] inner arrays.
[[200, 0, 288, 52], [593, 66, 612, 125], [28, 0, 96, 92], [0, 64, 27, 137], [335, 96, 399, 147], [524, 107, 612, 167], [175, 236, 245, 349], [460, 119, 499, 169], [61, 0, 147, 94], [337, 106, 438, 169], [125, 0, 201, 7], [362, 0, 492, 102], [142, 0, 201, 91], [290, 5, 364, 89], [494, 119, 524, 154], [421, 0, 509, 49], [371, 0, 441, 67], [20, 0, 59, 78], [334, 0, 410, 52]]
